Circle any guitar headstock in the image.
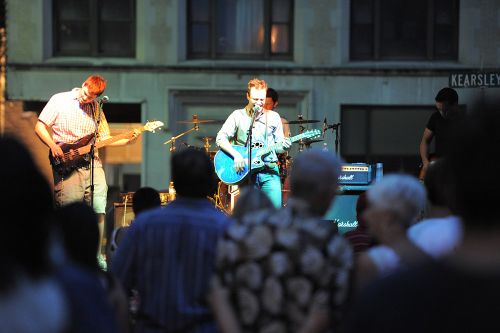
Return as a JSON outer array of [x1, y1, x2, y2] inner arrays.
[[302, 129, 322, 140], [143, 120, 164, 133]]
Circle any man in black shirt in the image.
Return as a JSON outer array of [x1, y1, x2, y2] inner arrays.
[[419, 87, 462, 179]]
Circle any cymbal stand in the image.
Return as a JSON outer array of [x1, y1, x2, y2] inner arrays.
[[164, 123, 199, 152], [202, 137, 211, 153], [298, 124, 305, 152]]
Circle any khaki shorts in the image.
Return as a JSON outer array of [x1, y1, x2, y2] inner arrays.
[[53, 166, 108, 214]]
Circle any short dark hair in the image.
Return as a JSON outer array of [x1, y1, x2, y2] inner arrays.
[[266, 88, 279, 103], [171, 148, 217, 198], [132, 187, 161, 215], [435, 87, 458, 105]]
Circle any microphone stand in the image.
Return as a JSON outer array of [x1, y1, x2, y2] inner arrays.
[[324, 122, 341, 155], [246, 107, 260, 186], [89, 99, 104, 209]]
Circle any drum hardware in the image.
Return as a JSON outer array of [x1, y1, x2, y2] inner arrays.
[[164, 115, 223, 152], [323, 117, 341, 154], [197, 136, 215, 153], [285, 119, 320, 124], [303, 138, 324, 147]]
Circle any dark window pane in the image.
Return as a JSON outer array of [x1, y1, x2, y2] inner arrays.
[[351, 0, 373, 24], [351, 25, 373, 59], [379, 0, 427, 59], [190, 0, 210, 21], [271, 24, 289, 53], [216, 0, 264, 54], [272, 0, 290, 23], [350, 0, 373, 60], [99, 22, 134, 56], [190, 24, 210, 54], [434, 27, 455, 58], [57, 22, 90, 54], [57, 0, 89, 20], [101, 0, 134, 20]]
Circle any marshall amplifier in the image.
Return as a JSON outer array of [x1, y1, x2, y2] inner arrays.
[[338, 163, 383, 185]]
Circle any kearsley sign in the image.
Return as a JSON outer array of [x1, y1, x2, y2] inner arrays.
[[449, 71, 500, 88]]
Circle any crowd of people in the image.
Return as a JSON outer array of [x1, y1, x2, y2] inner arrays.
[[4, 74, 499, 332]]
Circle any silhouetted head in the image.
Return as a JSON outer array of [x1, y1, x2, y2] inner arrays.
[[444, 96, 500, 227], [132, 187, 161, 215], [54, 202, 100, 271], [232, 187, 275, 221], [290, 149, 342, 216], [0, 136, 54, 289], [171, 148, 217, 198]]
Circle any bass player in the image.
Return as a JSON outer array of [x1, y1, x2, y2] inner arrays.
[[35, 74, 140, 269]]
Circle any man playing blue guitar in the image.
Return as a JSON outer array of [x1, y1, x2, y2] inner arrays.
[[215, 78, 291, 208]]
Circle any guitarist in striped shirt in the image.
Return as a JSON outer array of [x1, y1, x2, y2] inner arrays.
[[216, 78, 291, 208], [35, 74, 140, 269]]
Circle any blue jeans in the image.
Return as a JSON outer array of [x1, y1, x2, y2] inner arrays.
[[251, 165, 282, 208]]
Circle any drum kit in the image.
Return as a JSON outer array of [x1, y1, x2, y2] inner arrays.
[[164, 114, 340, 213]]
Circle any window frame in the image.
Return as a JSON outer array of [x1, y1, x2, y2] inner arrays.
[[349, 0, 459, 61], [187, 0, 294, 60], [52, 0, 136, 58]]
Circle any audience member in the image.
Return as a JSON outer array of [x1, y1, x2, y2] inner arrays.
[[132, 187, 162, 217], [407, 159, 463, 258], [107, 187, 162, 263], [0, 136, 67, 333], [343, 192, 375, 254], [54, 202, 129, 333], [112, 148, 232, 333], [344, 98, 500, 333], [355, 174, 428, 291], [231, 187, 275, 222], [209, 149, 353, 333]]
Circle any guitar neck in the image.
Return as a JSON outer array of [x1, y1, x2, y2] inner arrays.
[[260, 132, 315, 155], [77, 127, 144, 155]]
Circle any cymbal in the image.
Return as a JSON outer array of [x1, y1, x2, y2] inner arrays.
[[286, 119, 320, 124]]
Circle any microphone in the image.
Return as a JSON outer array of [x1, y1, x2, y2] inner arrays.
[[252, 105, 263, 117], [322, 117, 328, 138], [99, 95, 110, 103]]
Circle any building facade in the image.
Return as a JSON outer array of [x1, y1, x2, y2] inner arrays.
[[4, 0, 500, 191]]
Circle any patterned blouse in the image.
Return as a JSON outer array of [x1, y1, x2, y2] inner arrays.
[[214, 199, 354, 333]]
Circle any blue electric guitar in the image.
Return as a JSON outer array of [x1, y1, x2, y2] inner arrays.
[[214, 129, 321, 185]]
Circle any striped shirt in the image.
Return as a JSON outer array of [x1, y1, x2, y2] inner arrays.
[[111, 198, 233, 333]]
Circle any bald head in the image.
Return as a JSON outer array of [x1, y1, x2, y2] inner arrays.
[[290, 149, 342, 216]]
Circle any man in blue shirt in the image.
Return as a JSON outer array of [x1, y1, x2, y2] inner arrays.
[[112, 148, 232, 333]]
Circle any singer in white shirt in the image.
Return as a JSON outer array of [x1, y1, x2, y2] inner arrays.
[[216, 78, 291, 208]]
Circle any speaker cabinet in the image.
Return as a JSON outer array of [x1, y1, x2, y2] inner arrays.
[[113, 203, 135, 228]]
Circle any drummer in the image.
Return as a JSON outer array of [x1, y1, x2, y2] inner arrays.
[[265, 88, 292, 206], [265, 88, 290, 137]]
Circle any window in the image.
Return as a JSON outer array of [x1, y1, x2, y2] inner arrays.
[[350, 0, 458, 60], [340, 106, 435, 175], [53, 0, 135, 57], [187, 0, 293, 59]]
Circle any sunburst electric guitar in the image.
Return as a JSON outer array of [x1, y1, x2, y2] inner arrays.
[[49, 120, 164, 177], [214, 129, 321, 185]]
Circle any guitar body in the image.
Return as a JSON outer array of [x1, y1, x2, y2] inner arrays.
[[214, 145, 257, 185], [214, 129, 322, 185], [49, 134, 95, 177], [48, 120, 164, 177]]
